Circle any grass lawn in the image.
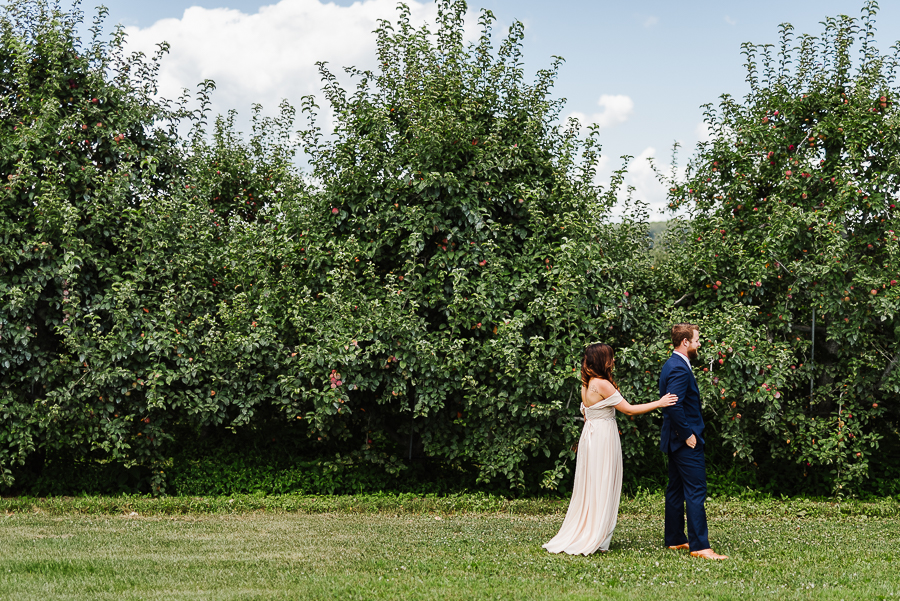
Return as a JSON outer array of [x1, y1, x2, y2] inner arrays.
[[0, 493, 898, 600]]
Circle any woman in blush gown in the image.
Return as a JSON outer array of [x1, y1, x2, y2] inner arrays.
[[543, 343, 677, 555]]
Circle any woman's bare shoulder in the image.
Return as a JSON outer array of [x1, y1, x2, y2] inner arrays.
[[586, 377, 617, 399]]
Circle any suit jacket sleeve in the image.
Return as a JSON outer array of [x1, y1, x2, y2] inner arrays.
[[662, 365, 693, 442]]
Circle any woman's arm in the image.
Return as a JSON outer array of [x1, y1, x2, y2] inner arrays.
[[614, 393, 678, 416]]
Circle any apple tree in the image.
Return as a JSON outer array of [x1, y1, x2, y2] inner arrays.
[[662, 1, 900, 493], [278, 0, 660, 489]]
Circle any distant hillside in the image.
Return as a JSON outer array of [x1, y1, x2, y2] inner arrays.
[[647, 221, 668, 245]]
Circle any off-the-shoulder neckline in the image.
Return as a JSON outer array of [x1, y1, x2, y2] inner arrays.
[[582, 389, 621, 408]]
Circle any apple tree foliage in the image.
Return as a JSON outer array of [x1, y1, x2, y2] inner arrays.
[[0, 0, 200, 489], [3, 0, 899, 496], [0, 0, 306, 493], [0, 0, 654, 492], [661, 1, 900, 493], [283, 0, 660, 489]]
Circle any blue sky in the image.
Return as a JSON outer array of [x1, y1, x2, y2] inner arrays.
[[62, 0, 900, 217]]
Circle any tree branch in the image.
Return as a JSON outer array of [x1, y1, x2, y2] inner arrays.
[[878, 352, 900, 389], [673, 292, 694, 306]]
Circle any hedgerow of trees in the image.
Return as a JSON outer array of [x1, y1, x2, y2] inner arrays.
[[0, 0, 897, 496]]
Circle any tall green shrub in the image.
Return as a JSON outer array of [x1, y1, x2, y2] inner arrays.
[[280, 0, 655, 489], [661, 1, 900, 493], [0, 0, 191, 488]]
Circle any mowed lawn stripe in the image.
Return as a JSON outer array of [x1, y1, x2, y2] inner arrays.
[[1, 510, 898, 600]]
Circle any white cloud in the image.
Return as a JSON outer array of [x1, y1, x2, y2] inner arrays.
[[123, 0, 464, 127], [643, 15, 659, 28], [724, 15, 737, 26], [607, 147, 688, 220], [595, 155, 611, 177], [568, 94, 634, 130], [695, 121, 713, 143], [626, 147, 666, 216]]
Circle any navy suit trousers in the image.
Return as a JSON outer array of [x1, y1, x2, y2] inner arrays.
[[664, 442, 710, 551]]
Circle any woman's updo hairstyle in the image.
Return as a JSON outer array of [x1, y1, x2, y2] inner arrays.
[[581, 343, 618, 390]]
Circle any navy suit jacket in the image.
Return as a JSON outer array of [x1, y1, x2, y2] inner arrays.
[[659, 353, 705, 453]]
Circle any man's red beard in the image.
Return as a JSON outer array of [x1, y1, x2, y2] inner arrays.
[[687, 348, 699, 361]]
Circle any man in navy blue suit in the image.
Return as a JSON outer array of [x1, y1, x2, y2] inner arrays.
[[659, 323, 728, 560]]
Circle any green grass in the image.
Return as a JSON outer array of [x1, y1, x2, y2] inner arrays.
[[1, 493, 899, 600]]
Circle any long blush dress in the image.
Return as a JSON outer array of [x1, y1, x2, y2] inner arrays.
[[543, 390, 624, 555]]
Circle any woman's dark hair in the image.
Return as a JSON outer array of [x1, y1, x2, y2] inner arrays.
[[581, 343, 617, 390]]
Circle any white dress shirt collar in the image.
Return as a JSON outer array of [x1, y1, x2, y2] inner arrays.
[[673, 350, 692, 370]]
